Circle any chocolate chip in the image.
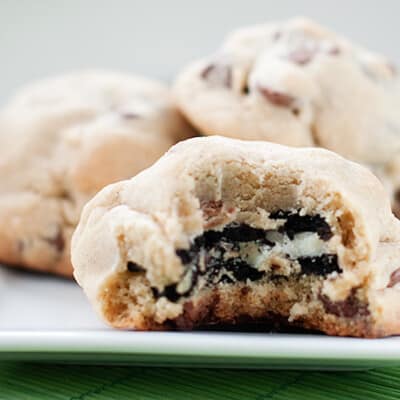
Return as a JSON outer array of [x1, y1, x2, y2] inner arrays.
[[387, 268, 400, 288], [59, 189, 72, 201], [241, 286, 250, 296], [44, 229, 65, 252], [298, 254, 340, 276], [286, 42, 340, 67], [272, 31, 282, 41], [127, 261, 145, 272], [288, 47, 315, 65], [201, 63, 232, 88], [393, 191, 400, 219], [201, 64, 215, 79], [328, 46, 340, 56], [257, 86, 296, 108], [121, 112, 140, 119], [270, 210, 333, 241], [319, 289, 369, 318], [292, 107, 300, 116], [395, 189, 400, 204], [392, 203, 400, 219]]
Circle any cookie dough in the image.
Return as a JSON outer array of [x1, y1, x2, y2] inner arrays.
[[0, 70, 194, 276], [174, 17, 400, 213], [72, 136, 400, 337]]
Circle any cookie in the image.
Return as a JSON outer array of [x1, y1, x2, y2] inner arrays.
[[72, 136, 400, 337], [174, 17, 400, 213], [0, 70, 194, 276]]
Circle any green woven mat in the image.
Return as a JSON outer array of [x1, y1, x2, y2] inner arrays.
[[1, 363, 400, 399]]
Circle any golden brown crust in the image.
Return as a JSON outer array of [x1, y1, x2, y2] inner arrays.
[[106, 279, 375, 337]]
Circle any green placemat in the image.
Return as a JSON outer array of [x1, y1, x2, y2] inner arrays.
[[1, 364, 400, 399]]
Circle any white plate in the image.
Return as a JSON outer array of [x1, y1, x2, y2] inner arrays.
[[1, 267, 400, 369]]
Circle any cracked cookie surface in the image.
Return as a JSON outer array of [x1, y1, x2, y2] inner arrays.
[[174, 17, 400, 215], [72, 136, 400, 337], [0, 70, 194, 276]]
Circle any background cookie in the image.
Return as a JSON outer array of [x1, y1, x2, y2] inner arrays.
[[0, 70, 195, 276], [72, 136, 400, 337], [174, 17, 400, 212]]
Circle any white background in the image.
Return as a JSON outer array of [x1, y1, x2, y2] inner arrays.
[[0, 0, 399, 105]]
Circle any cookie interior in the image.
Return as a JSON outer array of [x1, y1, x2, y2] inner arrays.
[[99, 165, 373, 336]]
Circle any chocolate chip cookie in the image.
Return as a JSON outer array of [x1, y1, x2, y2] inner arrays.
[[174, 17, 400, 214], [0, 70, 194, 276], [72, 136, 400, 337]]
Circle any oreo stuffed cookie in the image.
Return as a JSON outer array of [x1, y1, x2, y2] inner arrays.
[[72, 136, 400, 337]]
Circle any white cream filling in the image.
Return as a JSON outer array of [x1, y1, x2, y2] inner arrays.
[[240, 231, 327, 269], [272, 231, 326, 258]]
